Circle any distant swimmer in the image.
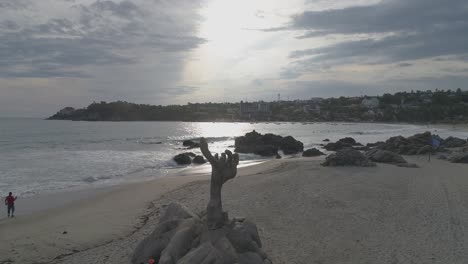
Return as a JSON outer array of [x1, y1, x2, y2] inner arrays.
[[4, 192, 17, 218]]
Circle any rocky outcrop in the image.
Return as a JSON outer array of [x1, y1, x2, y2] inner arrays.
[[449, 153, 468, 163], [323, 141, 351, 151], [234, 130, 303, 156], [323, 137, 362, 151], [132, 203, 270, 264], [377, 132, 433, 155], [322, 148, 376, 167], [183, 140, 201, 149], [365, 149, 407, 164], [173, 153, 192, 165], [302, 148, 325, 157], [193, 155, 206, 164], [441, 136, 467, 148], [173, 152, 201, 165], [280, 136, 304, 154]]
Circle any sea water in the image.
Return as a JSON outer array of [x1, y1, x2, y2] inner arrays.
[[1, 118, 467, 197]]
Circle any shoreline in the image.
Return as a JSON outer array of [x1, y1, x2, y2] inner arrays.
[[0, 158, 278, 264], [3, 155, 467, 264]]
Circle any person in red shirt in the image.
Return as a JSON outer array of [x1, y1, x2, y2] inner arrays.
[[5, 192, 17, 218]]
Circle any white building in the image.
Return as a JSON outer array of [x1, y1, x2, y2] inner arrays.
[[361, 97, 380, 109]]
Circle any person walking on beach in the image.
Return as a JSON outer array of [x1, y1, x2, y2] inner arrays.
[[5, 192, 17, 218]]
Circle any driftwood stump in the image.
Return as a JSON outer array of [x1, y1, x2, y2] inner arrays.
[[200, 138, 239, 229]]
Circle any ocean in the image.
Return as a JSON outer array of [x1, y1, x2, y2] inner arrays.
[[1, 118, 467, 197]]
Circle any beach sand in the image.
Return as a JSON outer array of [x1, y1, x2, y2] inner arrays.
[[2, 155, 468, 264]]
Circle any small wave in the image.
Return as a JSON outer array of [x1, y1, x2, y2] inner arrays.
[[139, 141, 163, 145], [82, 176, 98, 183], [349, 131, 385, 135]]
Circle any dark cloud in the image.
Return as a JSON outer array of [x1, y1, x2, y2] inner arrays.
[[0, 0, 205, 79], [290, 0, 467, 36], [280, 0, 468, 78]]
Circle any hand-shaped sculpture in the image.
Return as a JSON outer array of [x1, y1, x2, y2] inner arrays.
[[200, 137, 240, 229]]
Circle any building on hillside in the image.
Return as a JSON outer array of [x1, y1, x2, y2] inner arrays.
[[239, 101, 271, 120], [361, 97, 380, 109]]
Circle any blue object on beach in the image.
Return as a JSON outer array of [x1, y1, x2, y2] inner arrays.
[[431, 137, 441, 149]]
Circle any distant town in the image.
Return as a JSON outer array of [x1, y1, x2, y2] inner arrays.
[[48, 89, 468, 123]]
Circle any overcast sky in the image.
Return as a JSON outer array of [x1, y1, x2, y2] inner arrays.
[[1, 0, 467, 117]]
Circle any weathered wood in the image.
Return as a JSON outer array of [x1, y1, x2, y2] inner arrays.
[[200, 138, 239, 229]]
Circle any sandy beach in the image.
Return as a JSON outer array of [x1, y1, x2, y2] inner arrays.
[[1, 154, 468, 264]]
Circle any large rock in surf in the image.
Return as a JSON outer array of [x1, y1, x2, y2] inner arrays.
[[441, 136, 467, 148], [322, 148, 375, 167], [183, 140, 201, 149], [365, 149, 407, 164], [193, 155, 206, 164], [302, 148, 325, 157], [324, 137, 362, 151], [234, 130, 303, 156], [280, 136, 304, 154], [173, 153, 192, 165], [377, 131, 434, 155]]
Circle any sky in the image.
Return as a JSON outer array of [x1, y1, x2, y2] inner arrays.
[[1, 0, 467, 117]]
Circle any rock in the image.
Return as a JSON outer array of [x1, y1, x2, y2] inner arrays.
[[183, 152, 197, 158], [183, 140, 200, 149], [238, 252, 264, 264], [302, 148, 325, 157], [378, 131, 433, 155], [174, 153, 192, 165], [132, 202, 270, 264], [417, 145, 433, 154], [177, 242, 224, 264], [396, 163, 419, 168], [193, 155, 206, 164], [338, 137, 357, 145], [352, 146, 370, 151], [280, 136, 304, 154], [322, 148, 376, 167], [254, 145, 279, 157], [159, 218, 203, 264], [365, 149, 407, 164], [442, 136, 467, 148], [275, 154, 282, 159], [234, 130, 303, 156], [367, 141, 385, 148], [323, 139, 330, 142], [131, 220, 181, 264], [449, 153, 468, 163], [159, 203, 199, 223], [323, 141, 352, 151]]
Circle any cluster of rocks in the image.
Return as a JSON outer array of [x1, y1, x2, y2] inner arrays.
[[322, 148, 376, 167], [376, 132, 435, 155], [132, 203, 270, 264], [321, 132, 468, 167], [323, 137, 364, 151], [183, 140, 201, 149], [302, 148, 325, 157], [174, 152, 206, 165], [234, 130, 304, 156]]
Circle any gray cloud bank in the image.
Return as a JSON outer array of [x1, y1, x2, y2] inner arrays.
[[0, 0, 205, 116], [282, 0, 468, 77], [0, 0, 205, 79]]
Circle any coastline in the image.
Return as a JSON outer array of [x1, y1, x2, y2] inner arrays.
[[0, 159, 275, 264], [3, 155, 468, 263]]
